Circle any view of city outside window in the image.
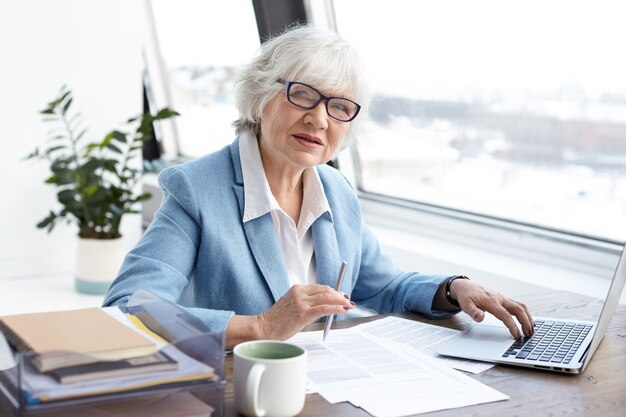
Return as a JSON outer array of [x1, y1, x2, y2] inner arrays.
[[150, 0, 260, 158], [332, 0, 626, 241]]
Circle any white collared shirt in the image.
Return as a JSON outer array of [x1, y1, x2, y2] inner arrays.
[[239, 133, 332, 287]]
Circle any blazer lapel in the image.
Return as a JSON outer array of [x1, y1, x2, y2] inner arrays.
[[230, 140, 290, 303], [311, 213, 344, 291]]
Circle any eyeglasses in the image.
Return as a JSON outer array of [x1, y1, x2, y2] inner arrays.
[[277, 79, 361, 122]]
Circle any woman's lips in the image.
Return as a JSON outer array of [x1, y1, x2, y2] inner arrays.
[[293, 133, 323, 147]]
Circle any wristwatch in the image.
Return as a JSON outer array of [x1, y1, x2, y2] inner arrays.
[[445, 275, 469, 308]]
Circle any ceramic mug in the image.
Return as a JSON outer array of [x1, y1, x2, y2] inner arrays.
[[233, 340, 307, 417]]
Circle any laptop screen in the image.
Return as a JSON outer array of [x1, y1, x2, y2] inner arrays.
[[581, 243, 626, 371]]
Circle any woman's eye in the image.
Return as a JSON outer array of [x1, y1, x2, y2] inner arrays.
[[292, 90, 314, 100], [331, 102, 350, 114]]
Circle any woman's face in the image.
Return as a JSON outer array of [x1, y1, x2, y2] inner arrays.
[[258, 83, 351, 172]]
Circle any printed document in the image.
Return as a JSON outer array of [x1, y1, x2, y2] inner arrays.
[[289, 325, 507, 417], [355, 316, 493, 374]]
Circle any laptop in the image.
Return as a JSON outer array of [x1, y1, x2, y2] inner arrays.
[[438, 243, 626, 374]]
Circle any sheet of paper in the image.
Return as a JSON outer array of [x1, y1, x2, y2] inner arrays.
[[288, 328, 507, 417], [355, 316, 494, 374]]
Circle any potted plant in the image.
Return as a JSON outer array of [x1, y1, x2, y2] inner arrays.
[[26, 86, 179, 294]]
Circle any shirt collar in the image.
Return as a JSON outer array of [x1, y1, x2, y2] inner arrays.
[[239, 132, 332, 226]]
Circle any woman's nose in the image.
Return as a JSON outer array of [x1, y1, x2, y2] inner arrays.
[[304, 102, 329, 129]]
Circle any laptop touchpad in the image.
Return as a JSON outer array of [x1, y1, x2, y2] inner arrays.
[[440, 324, 513, 359], [465, 325, 513, 343]]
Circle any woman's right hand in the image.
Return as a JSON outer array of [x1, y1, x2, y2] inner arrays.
[[258, 284, 355, 340], [225, 284, 354, 348]]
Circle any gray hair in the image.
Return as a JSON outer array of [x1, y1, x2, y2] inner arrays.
[[233, 25, 369, 148]]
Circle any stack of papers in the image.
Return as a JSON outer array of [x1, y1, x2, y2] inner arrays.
[[1, 307, 217, 404], [289, 317, 507, 417], [0, 307, 158, 371]]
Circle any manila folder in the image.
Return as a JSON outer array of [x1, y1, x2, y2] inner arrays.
[[0, 307, 157, 371]]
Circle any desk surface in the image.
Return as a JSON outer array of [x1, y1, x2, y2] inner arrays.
[[222, 289, 626, 417]]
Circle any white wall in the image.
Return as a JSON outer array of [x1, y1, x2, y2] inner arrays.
[[0, 0, 145, 280]]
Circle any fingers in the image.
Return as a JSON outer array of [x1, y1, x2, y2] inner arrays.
[[488, 304, 523, 339], [456, 281, 534, 339], [463, 299, 486, 323], [258, 284, 355, 341], [481, 298, 533, 338], [308, 303, 354, 318], [505, 299, 534, 337], [290, 284, 353, 310]]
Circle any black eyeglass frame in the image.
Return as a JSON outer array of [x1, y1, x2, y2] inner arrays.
[[277, 79, 361, 122]]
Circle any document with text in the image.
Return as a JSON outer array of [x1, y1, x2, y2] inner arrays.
[[289, 323, 507, 417], [354, 316, 494, 374]]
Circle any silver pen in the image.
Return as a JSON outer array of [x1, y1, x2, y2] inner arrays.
[[323, 261, 347, 341]]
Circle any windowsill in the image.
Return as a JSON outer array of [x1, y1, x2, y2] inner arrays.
[[361, 199, 626, 305]]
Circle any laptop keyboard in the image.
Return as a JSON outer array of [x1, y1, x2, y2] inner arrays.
[[502, 320, 593, 364]]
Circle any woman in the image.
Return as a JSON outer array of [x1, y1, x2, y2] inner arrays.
[[103, 26, 533, 348]]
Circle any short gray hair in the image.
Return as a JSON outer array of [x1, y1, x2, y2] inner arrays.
[[233, 25, 369, 148]]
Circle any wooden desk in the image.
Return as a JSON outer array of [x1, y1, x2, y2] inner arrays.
[[222, 290, 626, 417]]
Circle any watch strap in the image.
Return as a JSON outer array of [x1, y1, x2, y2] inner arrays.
[[445, 275, 469, 308]]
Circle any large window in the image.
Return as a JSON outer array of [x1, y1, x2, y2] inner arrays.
[[148, 0, 260, 158], [331, 0, 626, 242]]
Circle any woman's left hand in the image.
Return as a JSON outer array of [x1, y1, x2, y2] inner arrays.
[[450, 279, 535, 339]]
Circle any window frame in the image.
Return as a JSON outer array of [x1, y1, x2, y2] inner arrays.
[[318, 0, 624, 271], [141, 0, 624, 275]]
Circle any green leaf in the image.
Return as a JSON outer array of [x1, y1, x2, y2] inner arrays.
[[50, 157, 72, 169], [100, 131, 115, 148], [111, 130, 127, 143], [106, 143, 123, 154], [57, 189, 77, 204], [102, 159, 118, 174], [75, 128, 88, 142], [82, 158, 105, 173], [134, 192, 152, 202], [62, 97, 73, 115], [23, 148, 40, 160], [57, 90, 71, 106], [89, 188, 108, 204], [44, 175, 59, 184], [36, 211, 57, 231], [53, 174, 75, 185], [45, 145, 67, 156], [155, 108, 180, 120], [84, 184, 99, 197]]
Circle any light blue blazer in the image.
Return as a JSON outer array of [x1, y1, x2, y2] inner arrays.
[[102, 138, 456, 334]]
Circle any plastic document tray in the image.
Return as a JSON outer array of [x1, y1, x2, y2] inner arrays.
[[0, 290, 226, 417]]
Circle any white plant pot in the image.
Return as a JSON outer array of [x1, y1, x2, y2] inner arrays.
[[74, 236, 126, 294]]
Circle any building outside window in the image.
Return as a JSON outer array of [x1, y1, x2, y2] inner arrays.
[[149, 0, 260, 158], [330, 0, 626, 242]]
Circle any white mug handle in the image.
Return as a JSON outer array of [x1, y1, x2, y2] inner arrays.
[[247, 363, 266, 417]]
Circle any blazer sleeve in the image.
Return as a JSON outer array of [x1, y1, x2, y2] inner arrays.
[[102, 166, 235, 334], [351, 220, 458, 319]]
